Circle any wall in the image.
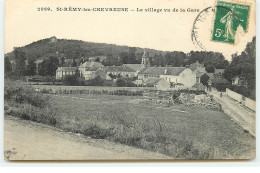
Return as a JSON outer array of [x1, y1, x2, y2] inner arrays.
[[160, 69, 196, 87], [226, 88, 256, 112], [157, 79, 170, 90]]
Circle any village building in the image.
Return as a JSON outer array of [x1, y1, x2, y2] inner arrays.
[[160, 67, 196, 87], [143, 78, 170, 90], [141, 50, 150, 68], [104, 66, 136, 78], [189, 61, 206, 74], [56, 67, 77, 79], [122, 64, 142, 75], [78, 61, 104, 80], [138, 67, 196, 88], [196, 72, 210, 86]]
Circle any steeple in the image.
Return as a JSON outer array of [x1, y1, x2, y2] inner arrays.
[[141, 50, 150, 68]]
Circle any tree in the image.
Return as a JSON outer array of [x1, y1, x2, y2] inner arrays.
[[38, 56, 59, 76], [128, 47, 137, 64], [63, 75, 81, 86], [116, 78, 125, 87], [205, 66, 215, 73], [224, 37, 256, 91], [13, 48, 27, 76], [185, 51, 228, 69], [164, 51, 186, 67], [26, 59, 36, 76], [60, 57, 65, 67], [4, 56, 12, 74], [87, 76, 105, 86], [103, 54, 120, 66], [71, 57, 77, 67]]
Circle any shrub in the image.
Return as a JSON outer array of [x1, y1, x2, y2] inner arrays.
[[62, 75, 85, 86], [5, 79, 50, 108], [116, 78, 137, 87], [4, 79, 57, 126], [228, 85, 255, 100], [86, 76, 105, 86]]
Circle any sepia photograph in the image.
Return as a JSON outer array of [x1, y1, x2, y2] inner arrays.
[[3, 0, 256, 160]]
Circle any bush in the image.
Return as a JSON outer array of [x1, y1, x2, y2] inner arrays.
[[4, 78, 57, 126], [5, 79, 50, 108], [62, 75, 85, 86], [86, 76, 105, 86], [116, 78, 137, 87], [228, 85, 255, 100], [213, 83, 231, 92]]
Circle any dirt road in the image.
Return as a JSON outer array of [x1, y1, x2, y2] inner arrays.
[[210, 90, 255, 136], [4, 116, 172, 160]]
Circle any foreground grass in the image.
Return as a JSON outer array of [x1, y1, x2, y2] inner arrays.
[[4, 80, 57, 126], [51, 94, 255, 159], [4, 80, 255, 159]]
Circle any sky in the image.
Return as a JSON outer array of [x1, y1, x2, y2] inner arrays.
[[5, 0, 256, 61]]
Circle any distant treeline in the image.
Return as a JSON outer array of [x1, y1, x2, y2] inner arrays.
[[4, 37, 231, 75]]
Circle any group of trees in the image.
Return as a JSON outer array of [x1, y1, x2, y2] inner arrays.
[[149, 52, 186, 67], [102, 47, 141, 66], [185, 51, 229, 72], [38, 56, 59, 76], [4, 48, 62, 77], [223, 37, 256, 99], [5, 48, 33, 77]]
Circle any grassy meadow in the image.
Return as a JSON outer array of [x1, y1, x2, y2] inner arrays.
[[4, 80, 255, 159], [51, 94, 255, 159]]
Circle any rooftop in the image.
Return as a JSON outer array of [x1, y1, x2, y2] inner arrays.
[[144, 78, 163, 85], [139, 67, 186, 76], [104, 66, 136, 72], [56, 67, 77, 72], [123, 64, 142, 71]]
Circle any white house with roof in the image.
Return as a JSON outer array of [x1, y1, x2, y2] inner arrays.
[[137, 67, 196, 88], [104, 66, 136, 78], [56, 67, 77, 79], [78, 61, 104, 80], [160, 67, 196, 87]]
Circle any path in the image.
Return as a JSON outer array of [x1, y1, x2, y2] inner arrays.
[[4, 116, 172, 160], [209, 90, 255, 136]]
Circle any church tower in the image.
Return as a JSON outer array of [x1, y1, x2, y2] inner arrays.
[[141, 50, 150, 68]]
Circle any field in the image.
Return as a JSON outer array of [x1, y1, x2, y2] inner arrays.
[[50, 94, 255, 159], [4, 81, 255, 159]]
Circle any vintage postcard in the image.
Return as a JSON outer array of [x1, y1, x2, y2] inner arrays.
[[4, 0, 256, 160]]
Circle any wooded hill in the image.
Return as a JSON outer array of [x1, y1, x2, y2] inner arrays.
[[5, 36, 167, 61]]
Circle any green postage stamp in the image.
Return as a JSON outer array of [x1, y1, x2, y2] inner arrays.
[[212, 0, 250, 44]]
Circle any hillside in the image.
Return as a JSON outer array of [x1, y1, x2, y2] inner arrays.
[[5, 36, 167, 61]]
